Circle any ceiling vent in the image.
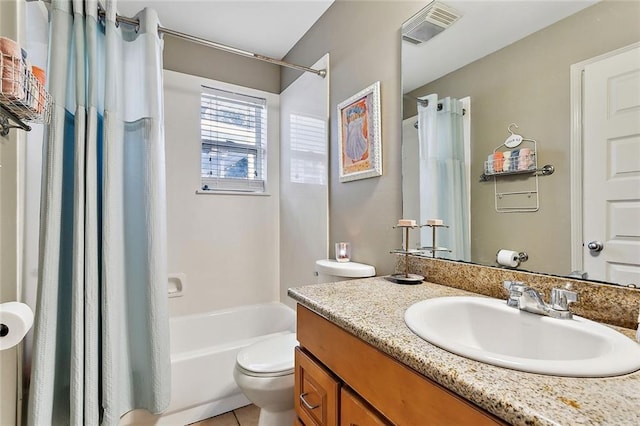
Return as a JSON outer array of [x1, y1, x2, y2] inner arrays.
[[402, 1, 461, 45]]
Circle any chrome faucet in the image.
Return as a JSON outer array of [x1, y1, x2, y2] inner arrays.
[[503, 281, 578, 319]]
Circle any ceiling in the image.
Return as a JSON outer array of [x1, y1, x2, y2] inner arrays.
[[116, 0, 334, 60], [116, 1, 599, 86], [402, 0, 599, 93], [36, 1, 601, 81]]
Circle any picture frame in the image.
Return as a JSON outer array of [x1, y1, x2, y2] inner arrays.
[[337, 81, 382, 182]]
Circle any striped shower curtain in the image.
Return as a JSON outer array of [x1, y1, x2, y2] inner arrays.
[[417, 94, 470, 261], [27, 0, 170, 424]]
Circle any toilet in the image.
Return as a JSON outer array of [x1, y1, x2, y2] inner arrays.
[[233, 259, 375, 426], [315, 259, 376, 283], [233, 332, 298, 426]]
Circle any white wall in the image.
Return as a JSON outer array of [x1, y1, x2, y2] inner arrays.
[[279, 55, 330, 308], [163, 70, 281, 317]]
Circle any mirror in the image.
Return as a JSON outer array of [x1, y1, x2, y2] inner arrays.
[[401, 0, 640, 286]]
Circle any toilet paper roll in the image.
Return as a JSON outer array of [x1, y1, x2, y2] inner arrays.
[[0, 302, 34, 351], [496, 249, 520, 268]]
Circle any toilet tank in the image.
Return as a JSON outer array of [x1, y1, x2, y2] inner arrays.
[[315, 259, 376, 284]]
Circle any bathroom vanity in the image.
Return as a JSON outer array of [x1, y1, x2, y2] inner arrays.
[[294, 304, 503, 425], [288, 278, 640, 425]]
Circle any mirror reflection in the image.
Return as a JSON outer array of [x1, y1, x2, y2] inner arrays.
[[401, 0, 640, 286]]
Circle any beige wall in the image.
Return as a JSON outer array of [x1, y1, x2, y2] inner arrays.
[[404, 1, 640, 275], [163, 35, 281, 94], [282, 1, 425, 275], [0, 1, 26, 424]]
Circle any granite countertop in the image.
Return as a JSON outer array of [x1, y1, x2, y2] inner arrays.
[[288, 277, 640, 426]]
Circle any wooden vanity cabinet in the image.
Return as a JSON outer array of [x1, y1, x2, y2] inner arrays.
[[340, 387, 389, 426], [295, 305, 506, 426], [294, 347, 340, 425]]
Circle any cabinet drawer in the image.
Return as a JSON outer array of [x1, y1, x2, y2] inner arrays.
[[340, 387, 390, 426], [295, 347, 340, 426]]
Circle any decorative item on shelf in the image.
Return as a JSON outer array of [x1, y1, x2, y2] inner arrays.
[[337, 81, 382, 182], [480, 123, 554, 181], [387, 219, 424, 285], [479, 123, 555, 213], [335, 242, 351, 263], [496, 249, 528, 268], [0, 37, 52, 136], [420, 219, 451, 258]]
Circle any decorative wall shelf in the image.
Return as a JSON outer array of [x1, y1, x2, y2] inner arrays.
[[481, 124, 555, 213], [0, 51, 52, 136], [480, 164, 555, 182]]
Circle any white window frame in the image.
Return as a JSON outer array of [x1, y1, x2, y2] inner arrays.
[[200, 85, 267, 193]]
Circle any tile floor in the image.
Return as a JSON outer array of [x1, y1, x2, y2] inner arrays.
[[189, 404, 259, 426]]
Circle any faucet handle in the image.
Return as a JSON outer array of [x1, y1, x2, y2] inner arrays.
[[504, 281, 527, 308], [503, 280, 526, 292], [550, 288, 578, 311]]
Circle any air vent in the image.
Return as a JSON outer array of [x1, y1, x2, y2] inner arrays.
[[402, 1, 461, 44]]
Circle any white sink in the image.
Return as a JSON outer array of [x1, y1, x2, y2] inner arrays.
[[404, 296, 640, 377]]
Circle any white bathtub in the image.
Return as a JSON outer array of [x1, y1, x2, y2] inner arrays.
[[120, 302, 296, 425]]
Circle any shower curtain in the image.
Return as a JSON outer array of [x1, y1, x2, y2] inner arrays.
[[418, 94, 470, 261], [27, 1, 170, 424]]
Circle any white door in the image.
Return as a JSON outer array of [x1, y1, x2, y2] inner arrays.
[[583, 45, 640, 286]]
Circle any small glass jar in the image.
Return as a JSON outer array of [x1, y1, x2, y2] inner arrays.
[[335, 242, 351, 263]]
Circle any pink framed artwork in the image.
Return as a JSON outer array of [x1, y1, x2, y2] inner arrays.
[[337, 81, 382, 182]]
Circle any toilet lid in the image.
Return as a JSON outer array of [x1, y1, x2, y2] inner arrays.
[[236, 332, 298, 375], [315, 259, 375, 278]]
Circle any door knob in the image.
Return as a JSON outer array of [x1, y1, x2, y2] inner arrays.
[[587, 241, 604, 252]]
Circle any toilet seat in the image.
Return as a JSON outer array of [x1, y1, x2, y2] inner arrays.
[[236, 332, 298, 378]]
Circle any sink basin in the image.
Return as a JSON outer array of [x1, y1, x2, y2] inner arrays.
[[404, 296, 640, 377]]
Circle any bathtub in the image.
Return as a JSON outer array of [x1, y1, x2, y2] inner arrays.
[[120, 302, 296, 425]]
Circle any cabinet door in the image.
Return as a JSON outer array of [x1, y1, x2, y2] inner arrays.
[[295, 347, 340, 426], [340, 388, 390, 426]]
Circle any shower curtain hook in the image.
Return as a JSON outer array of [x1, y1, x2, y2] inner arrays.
[[507, 123, 519, 135]]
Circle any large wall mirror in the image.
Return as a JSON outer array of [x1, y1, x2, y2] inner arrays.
[[401, 0, 640, 287]]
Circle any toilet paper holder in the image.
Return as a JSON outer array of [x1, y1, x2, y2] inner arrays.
[[496, 250, 529, 268], [0, 302, 34, 351]]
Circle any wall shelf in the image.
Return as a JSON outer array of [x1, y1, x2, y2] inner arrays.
[[0, 51, 52, 136], [480, 164, 555, 182], [481, 124, 555, 213]]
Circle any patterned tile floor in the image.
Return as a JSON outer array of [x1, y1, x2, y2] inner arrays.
[[189, 404, 259, 426]]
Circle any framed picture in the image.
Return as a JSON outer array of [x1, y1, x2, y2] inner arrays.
[[337, 81, 382, 182]]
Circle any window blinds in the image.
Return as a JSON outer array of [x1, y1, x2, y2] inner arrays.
[[200, 86, 267, 192]]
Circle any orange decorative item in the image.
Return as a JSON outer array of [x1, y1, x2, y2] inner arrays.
[[31, 66, 46, 113], [0, 36, 25, 100]]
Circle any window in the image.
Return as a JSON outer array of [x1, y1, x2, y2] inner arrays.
[[200, 86, 267, 192], [289, 113, 327, 185]]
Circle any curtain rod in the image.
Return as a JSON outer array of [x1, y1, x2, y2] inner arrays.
[[404, 94, 466, 116], [403, 94, 429, 106], [32, 0, 327, 78]]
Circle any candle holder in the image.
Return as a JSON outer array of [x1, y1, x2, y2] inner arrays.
[[335, 242, 351, 263], [387, 221, 424, 285]]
